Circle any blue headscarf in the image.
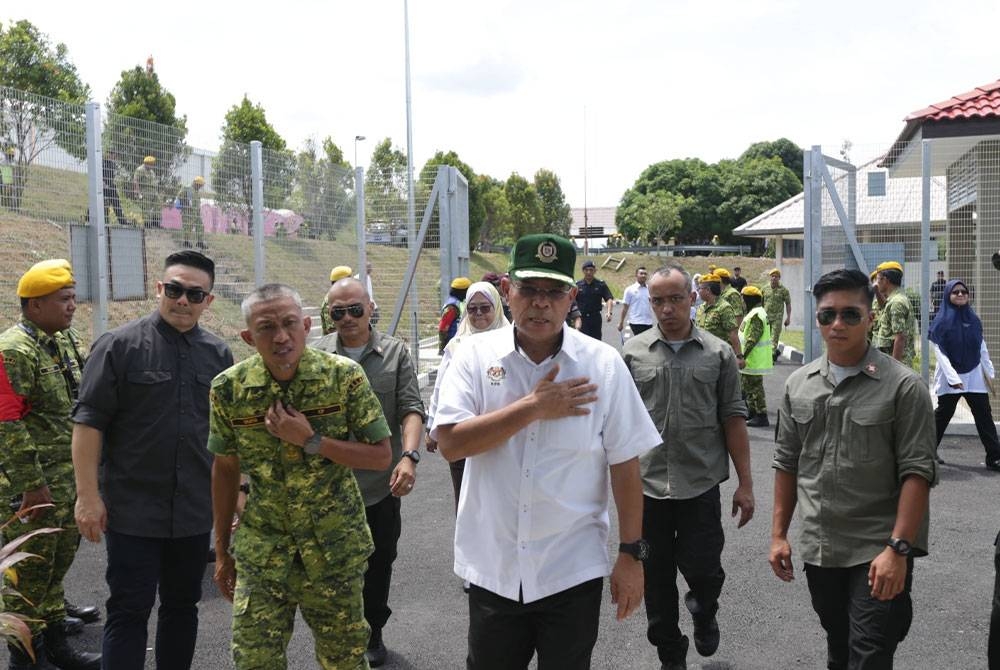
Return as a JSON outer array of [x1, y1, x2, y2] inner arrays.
[[929, 279, 982, 374]]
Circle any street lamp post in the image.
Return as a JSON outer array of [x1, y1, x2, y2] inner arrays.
[[354, 135, 366, 167]]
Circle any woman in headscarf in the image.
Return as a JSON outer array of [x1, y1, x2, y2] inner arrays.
[[930, 278, 1000, 469], [425, 280, 511, 509]]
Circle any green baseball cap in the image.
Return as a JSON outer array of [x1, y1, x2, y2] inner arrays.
[[508, 234, 576, 286]]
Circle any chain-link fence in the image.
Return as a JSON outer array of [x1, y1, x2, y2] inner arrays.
[[0, 85, 470, 366]]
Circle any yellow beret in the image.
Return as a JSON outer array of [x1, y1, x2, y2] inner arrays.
[[143, 155, 155, 165], [714, 268, 731, 279], [699, 273, 721, 284], [768, 268, 781, 277], [329, 265, 353, 282], [870, 270, 878, 281], [193, 176, 205, 186], [17, 259, 75, 298], [876, 261, 903, 273], [451, 277, 472, 290], [707, 264, 717, 272], [741, 285, 763, 298]]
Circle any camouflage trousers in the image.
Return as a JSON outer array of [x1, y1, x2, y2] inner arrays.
[[232, 555, 370, 670], [1, 484, 79, 636], [769, 318, 783, 355], [741, 374, 767, 415], [182, 213, 203, 246]]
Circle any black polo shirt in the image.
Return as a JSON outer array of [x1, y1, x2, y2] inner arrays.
[[73, 311, 233, 538], [575, 278, 613, 319]]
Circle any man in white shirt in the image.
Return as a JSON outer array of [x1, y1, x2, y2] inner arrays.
[[619, 266, 654, 336], [433, 234, 662, 670]]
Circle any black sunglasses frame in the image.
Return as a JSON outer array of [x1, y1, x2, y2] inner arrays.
[[162, 282, 209, 304], [816, 308, 864, 327], [330, 303, 365, 321]]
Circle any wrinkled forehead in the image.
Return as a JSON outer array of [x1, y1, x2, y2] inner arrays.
[[250, 297, 302, 323]]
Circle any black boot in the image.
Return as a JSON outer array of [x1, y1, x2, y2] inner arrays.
[[63, 601, 100, 624], [56, 617, 83, 637], [42, 628, 100, 670], [8, 636, 56, 669], [747, 412, 769, 428]]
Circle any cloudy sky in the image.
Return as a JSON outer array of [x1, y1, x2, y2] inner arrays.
[[15, 0, 1000, 206]]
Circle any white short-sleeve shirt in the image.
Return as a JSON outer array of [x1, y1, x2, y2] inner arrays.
[[622, 282, 653, 326], [432, 324, 661, 603]]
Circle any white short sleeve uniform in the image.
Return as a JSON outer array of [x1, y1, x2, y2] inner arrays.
[[432, 324, 662, 603], [622, 282, 653, 327]]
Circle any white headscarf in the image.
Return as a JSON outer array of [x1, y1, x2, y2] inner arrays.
[[445, 281, 510, 354]]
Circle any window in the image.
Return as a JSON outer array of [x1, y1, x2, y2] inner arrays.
[[782, 239, 804, 258], [867, 171, 886, 197]]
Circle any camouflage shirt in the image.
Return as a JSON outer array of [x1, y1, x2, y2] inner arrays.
[[133, 164, 158, 198], [0, 319, 86, 493], [874, 289, 915, 365], [696, 300, 737, 343], [208, 347, 391, 582], [721, 285, 745, 320], [762, 284, 791, 322]]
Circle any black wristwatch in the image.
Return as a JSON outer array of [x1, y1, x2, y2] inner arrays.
[[402, 450, 421, 464], [619, 539, 651, 562], [886, 537, 911, 556], [303, 432, 323, 455]]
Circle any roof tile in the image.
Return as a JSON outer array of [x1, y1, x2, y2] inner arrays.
[[905, 78, 1000, 122]]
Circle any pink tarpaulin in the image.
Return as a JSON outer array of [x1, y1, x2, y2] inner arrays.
[[159, 200, 304, 237]]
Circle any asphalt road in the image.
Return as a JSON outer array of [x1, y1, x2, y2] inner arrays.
[[12, 315, 1000, 669]]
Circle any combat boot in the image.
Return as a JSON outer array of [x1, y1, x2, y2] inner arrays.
[[8, 637, 57, 670], [63, 601, 100, 624], [42, 628, 100, 670]]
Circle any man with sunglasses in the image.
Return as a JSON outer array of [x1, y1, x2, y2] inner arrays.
[[313, 278, 425, 667], [433, 234, 660, 670], [0, 259, 102, 670], [72, 250, 233, 670], [770, 268, 937, 670]]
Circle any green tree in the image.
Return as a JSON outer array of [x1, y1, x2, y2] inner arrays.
[[364, 137, 408, 233], [504, 173, 544, 240], [717, 156, 801, 237], [478, 175, 512, 248], [618, 190, 686, 246], [419, 150, 486, 250], [616, 158, 723, 244], [290, 136, 354, 239], [533, 168, 572, 236], [0, 19, 91, 211], [104, 59, 189, 194], [211, 95, 294, 234], [740, 138, 804, 185]]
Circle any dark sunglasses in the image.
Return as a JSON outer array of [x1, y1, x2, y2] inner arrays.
[[163, 282, 208, 304], [951, 289, 969, 296], [816, 308, 863, 326], [466, 304, 494, 315], [330, 303, 365, 321]]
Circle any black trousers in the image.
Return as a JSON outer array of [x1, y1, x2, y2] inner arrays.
[[643, 487, 726, 665], [989, 531, 1000, 670], [804, 559, 914, 670], [467, 578, 602, 670], [935, 392, 1000, 463], [363, 494, 402, 632], [629, 323, 653, 335], [449, 458, 466, 513], [102, 530, 208, 670], [579, 315, 603, 340]]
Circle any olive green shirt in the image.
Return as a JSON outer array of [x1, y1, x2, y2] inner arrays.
[[773, 345, 937, 567], [873, 289, 915, 365], [313, 329, 425, 507], [695, 300, 737, 344], [762, 284, 791, 322], [623, 323, 747, 500], [208, 347, 392, 582], [721, 285, 745, 320]]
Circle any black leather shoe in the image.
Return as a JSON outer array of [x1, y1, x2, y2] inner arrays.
[[57, 617, 83, 637], [62, 601, 99, 624], [746, 413, 769, 428], [366, 628, 387, 667], [661, 661, 687, 670], [987, 460, 1000, 472], [43, 628, 100, 670], [685, 593, 719, 657]]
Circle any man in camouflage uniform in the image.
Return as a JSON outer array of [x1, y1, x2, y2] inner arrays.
[[695, 273, 743, 364], [738, 286, 773, 428], [873, 262, 915, 367], [177, 176, 205, 249], [319, 265, 354, 336], [133, 156, 160, 229], [714, 268, 745, 324], [0, 259, 101, 670], [762, 269, 791, 361], [210, 283, 392, 670]]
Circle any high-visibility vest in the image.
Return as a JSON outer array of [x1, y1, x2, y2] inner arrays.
[[739, 306, 773, 375]]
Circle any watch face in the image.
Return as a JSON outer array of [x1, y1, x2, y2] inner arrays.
[[637, 539, 650, 561], [404, 450, 421, 464]]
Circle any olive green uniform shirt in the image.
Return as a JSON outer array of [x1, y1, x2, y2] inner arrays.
[[313, 328, 425, 507], [721, 285, 745, 320], [873, 289, 916, 365], [623, 323, 747, 500], [208, 348, 392, 582], [763, 284, 791, 322], [773, 345, 937, 567], [695, 300, 737, 344]]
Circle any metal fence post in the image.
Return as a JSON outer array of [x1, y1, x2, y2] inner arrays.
[[85, 102, 108, 337], [438, 166, 452, 307], [250, 141, 264, 286], [921, 139, 932, 384], [355, 166, 367, 290]]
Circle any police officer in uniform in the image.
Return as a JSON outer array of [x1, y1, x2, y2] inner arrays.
[[0, 259, 101, 670], [575, 260, 614, 340]]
